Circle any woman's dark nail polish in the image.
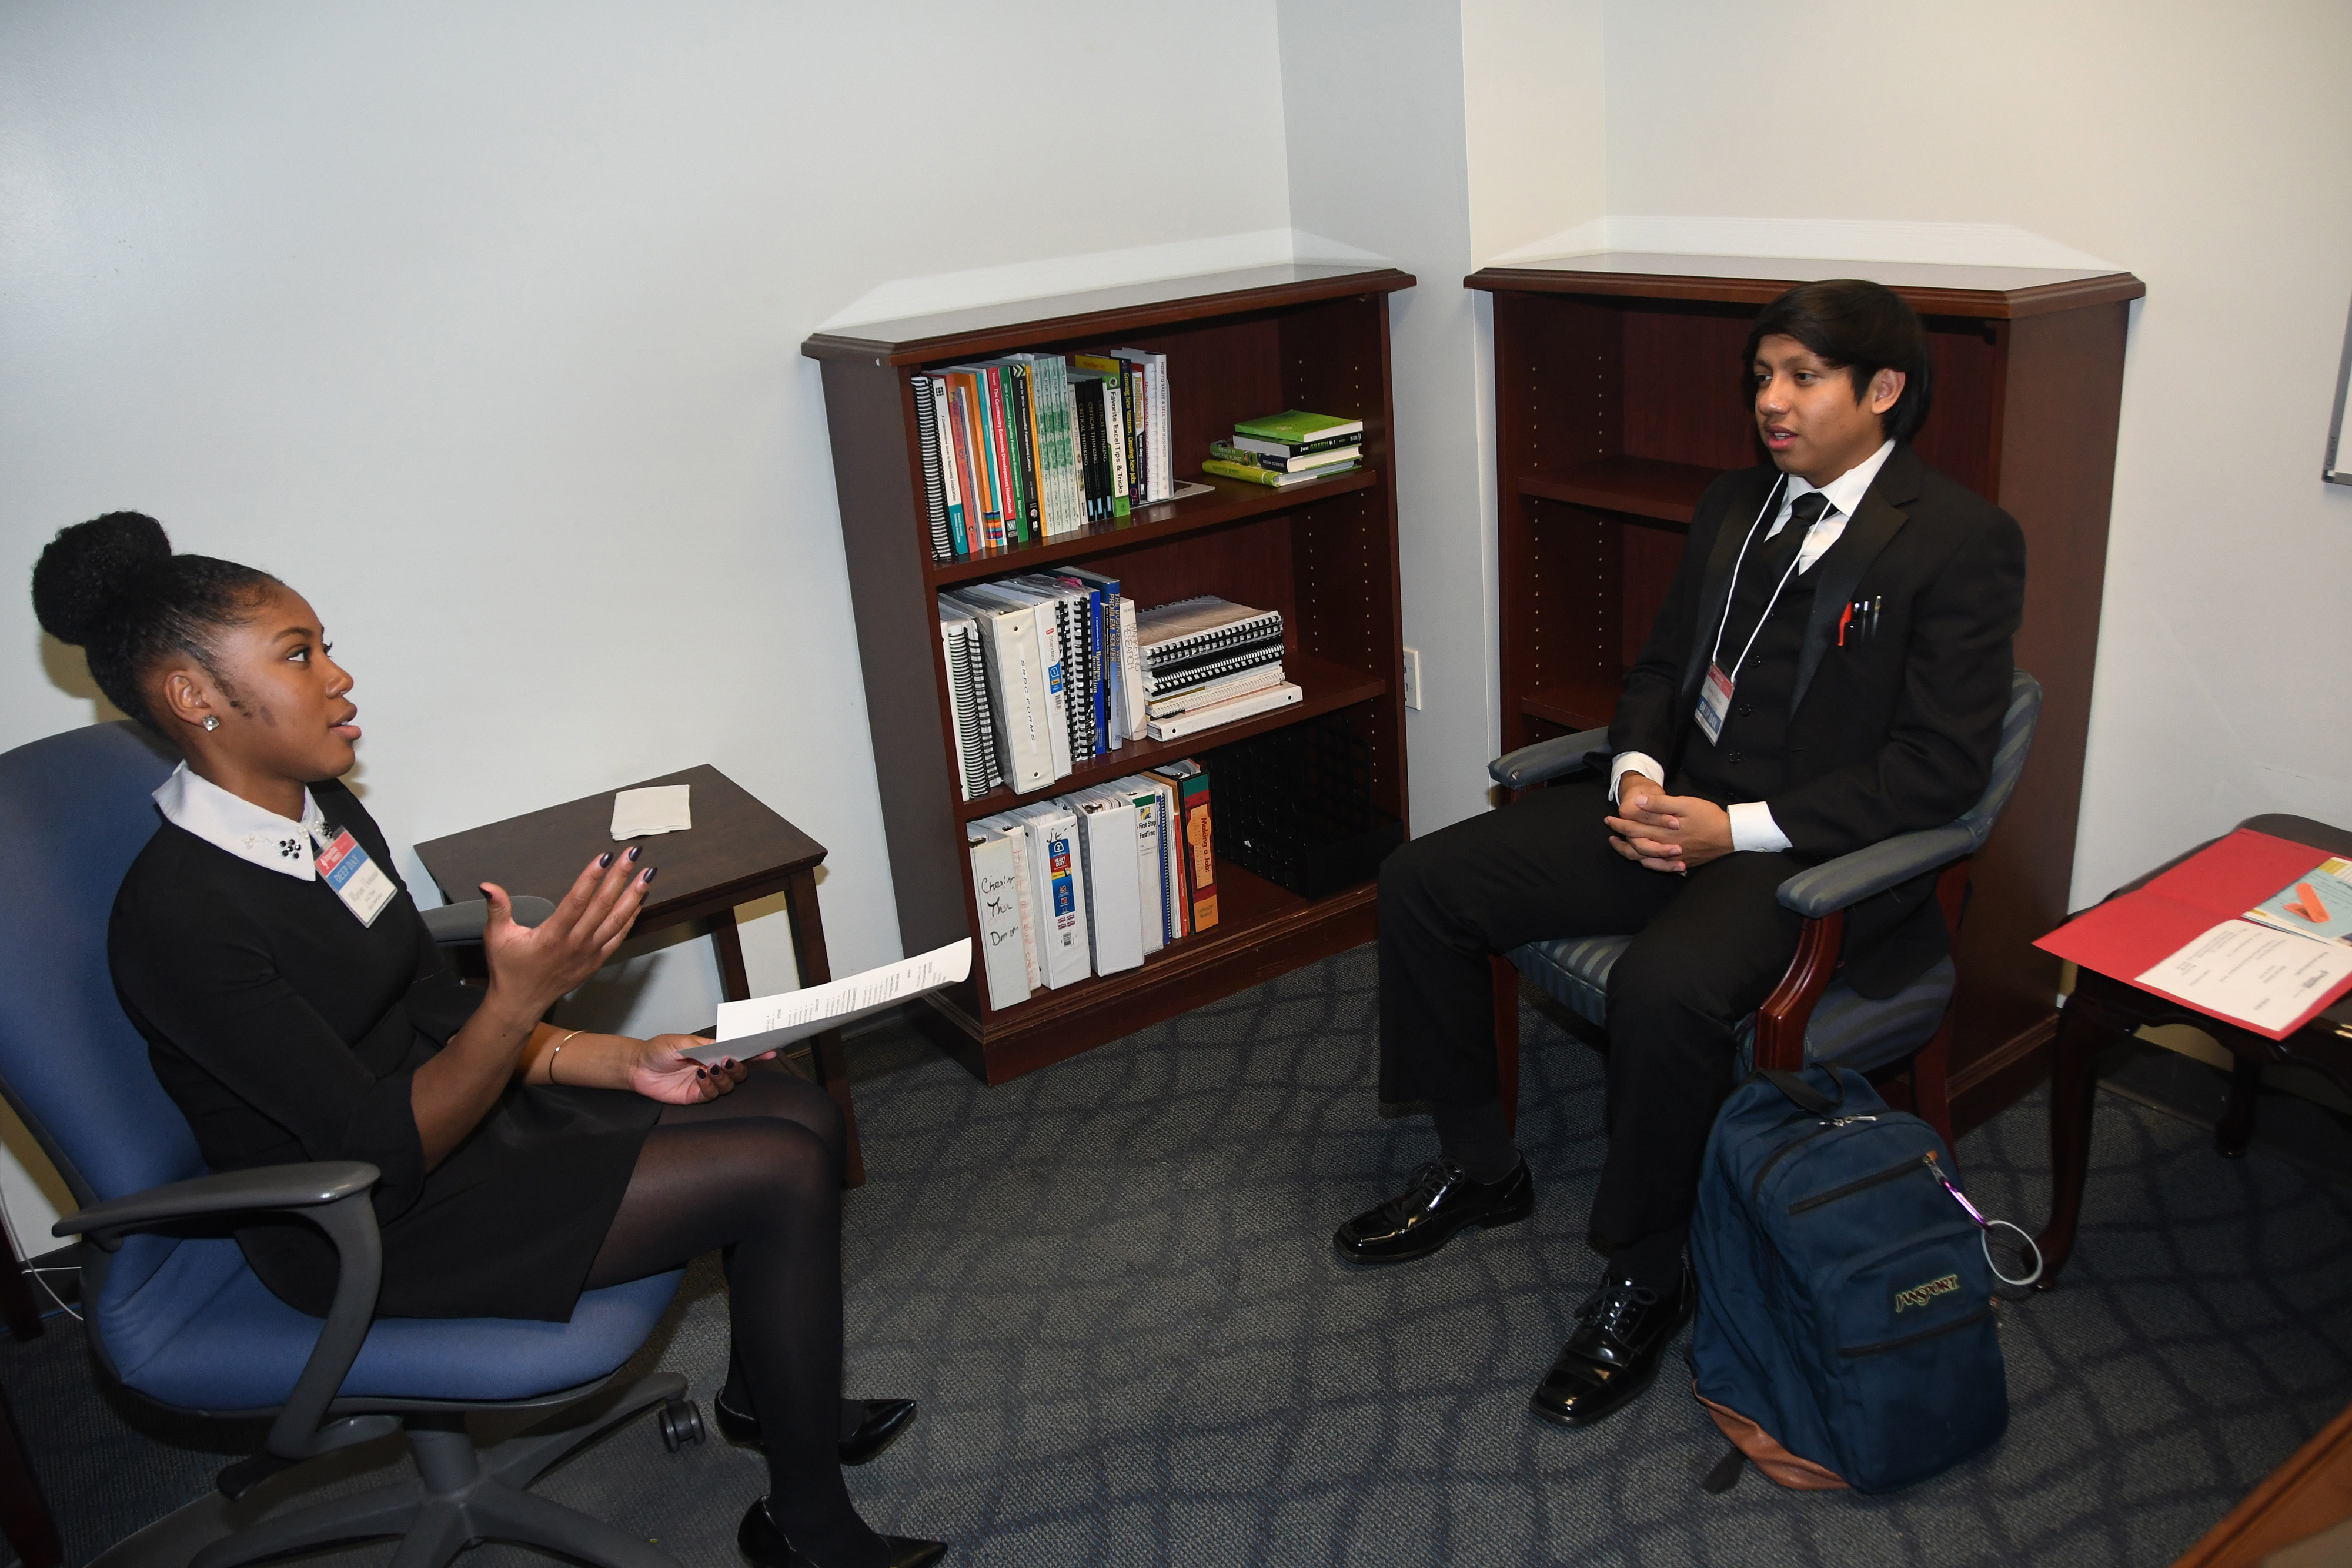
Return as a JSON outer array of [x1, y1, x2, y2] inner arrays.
[[696, 1066, 707, 1079], [642, 866, 658, 884], [627, 845, 641, 862], [597, 852, 613, 868]]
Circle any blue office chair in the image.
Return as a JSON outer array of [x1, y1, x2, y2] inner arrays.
[[0, 721, 700, 1567], [1488, 670, 2043, 1147]]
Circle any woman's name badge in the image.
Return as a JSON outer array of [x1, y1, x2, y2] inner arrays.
[[1694, 663, 1736, 745], [313, 825, 395, 927]]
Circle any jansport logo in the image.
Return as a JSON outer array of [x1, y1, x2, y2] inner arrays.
[[1894, 1273, 1961, 1313]]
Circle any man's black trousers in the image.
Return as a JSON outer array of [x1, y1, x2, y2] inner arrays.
[[1377, 775, 1807, 1249]]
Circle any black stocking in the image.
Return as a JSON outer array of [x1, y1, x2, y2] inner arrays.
[[585, 1067, 882, 1567]]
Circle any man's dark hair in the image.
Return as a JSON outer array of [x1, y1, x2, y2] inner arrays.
[[31, 512, 280, 735], [1743, 279, 1935, 442]]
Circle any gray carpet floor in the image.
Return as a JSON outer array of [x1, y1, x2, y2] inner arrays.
[[13, 942, 2352, 1566]]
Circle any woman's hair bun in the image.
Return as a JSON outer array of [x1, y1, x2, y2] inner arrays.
[[31, 511, 172, 647]]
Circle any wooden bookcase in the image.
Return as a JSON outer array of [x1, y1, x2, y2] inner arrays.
[[804, 263, 1415, 1085], [1465, 253, 2144, 1119]]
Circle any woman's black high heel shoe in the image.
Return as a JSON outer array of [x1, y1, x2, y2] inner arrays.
[[713, 1395, 920, 1466], [736, 1497, 946, 1567]]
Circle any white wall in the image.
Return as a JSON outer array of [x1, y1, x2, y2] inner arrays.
[[0, 0, 1294, 1235], [1278, 0, 1499, 833], [1600, 0, 2352, 906], [1461, 0, 1607, 268]]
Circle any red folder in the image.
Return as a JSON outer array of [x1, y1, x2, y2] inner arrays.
[[2036, 829, 2352, 1039]]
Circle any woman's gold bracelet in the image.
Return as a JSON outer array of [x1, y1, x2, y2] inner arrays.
[[547, 1029, 584, 1085]]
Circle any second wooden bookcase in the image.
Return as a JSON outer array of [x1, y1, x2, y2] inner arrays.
[[804, 263, 1415, 1085]]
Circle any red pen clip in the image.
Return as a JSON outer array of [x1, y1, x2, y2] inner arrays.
[[1836, 603, 1855, 647]]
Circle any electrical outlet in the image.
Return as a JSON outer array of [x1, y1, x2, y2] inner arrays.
[[1402, 647, 1424, 710]]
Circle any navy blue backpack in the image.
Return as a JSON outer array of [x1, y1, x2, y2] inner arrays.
[[1690, 1064, 2036, 1493]]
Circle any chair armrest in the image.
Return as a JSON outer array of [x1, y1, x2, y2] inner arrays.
[[1489, 727, 1611, 790], [420, 895, 554, 944], [57, 1161, 394, 1466], [55, 1161, 379, 1247], [1775, 824, 1976, 918]]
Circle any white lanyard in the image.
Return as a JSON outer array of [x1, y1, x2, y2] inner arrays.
[[1707, 475, 1808, 687]]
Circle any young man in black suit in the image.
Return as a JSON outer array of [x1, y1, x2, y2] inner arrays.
[[1333, 279, 2025, 1429]]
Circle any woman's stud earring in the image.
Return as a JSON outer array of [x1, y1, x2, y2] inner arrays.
[[202, 716, 220, 731]]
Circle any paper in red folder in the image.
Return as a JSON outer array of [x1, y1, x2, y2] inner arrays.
[[2036, 829, 2352, 1039]]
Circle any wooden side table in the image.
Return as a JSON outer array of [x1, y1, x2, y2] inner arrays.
[[2172, 1396, 2352, 1566], [415, 765, 864, 1185], [2037, 813, 2352, 1285]]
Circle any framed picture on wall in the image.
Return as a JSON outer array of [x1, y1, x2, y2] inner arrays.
[[2329, 291, 2352, 486]]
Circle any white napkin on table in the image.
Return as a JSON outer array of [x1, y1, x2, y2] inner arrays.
[[610, 785, 691, 840]]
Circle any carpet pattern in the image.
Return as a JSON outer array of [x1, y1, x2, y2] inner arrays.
[[11, 944, 2352, 1566]]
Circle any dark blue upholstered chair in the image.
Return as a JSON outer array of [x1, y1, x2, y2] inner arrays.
[[1488, 670, 2043, 1149], [0, 721, 700, 1568]]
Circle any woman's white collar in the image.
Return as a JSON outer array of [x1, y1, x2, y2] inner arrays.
[[153, 763, 327, 881]]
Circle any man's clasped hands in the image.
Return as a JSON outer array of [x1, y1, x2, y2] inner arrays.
[[1606, 775, 1735, 874]]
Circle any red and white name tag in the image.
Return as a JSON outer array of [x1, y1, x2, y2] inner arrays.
[[1693, 661, 1736, 745], [313, 825, 396, 927]]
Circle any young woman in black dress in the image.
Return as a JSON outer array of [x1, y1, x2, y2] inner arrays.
[[33, 513, 944, 1568]]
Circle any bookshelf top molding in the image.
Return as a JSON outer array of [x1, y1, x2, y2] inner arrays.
[[1465, 252, 2144, 320], [802, 263, 1418, 366]]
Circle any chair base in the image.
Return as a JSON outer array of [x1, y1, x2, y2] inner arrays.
[[95, 1373, 690, 1568]]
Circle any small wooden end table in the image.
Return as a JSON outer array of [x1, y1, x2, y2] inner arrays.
[[415, 765, 864, 1185], [2037, 813, 2352, 1285], [2171, 1395, 2352, 1566]]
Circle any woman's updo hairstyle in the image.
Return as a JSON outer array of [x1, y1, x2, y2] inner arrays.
[[32, 512, 280, 734]]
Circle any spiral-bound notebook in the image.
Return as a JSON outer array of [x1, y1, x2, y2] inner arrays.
[[1142, 643, 1286, 697], [1136, 596, 1284, 668]]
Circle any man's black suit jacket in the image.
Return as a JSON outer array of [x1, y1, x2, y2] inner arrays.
[[1607, 442, 2026, 996]]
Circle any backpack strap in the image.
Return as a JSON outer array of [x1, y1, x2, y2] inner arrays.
[[1760, 1068, 1842, 1116]]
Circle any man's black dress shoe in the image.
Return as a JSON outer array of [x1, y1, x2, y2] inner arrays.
[[736, 1497, 947, 1567], [713, 1396, 920, 1465], [1528, 1262, 1697, 1428], [1332, 1159, 1534, 1265]]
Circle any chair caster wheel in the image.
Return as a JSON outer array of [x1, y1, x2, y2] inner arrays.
[[658, 1397, 704, 1452]]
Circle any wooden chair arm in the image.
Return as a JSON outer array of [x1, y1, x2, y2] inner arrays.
[[1751, 855, 1976, 1074], [1753, 910, 1843, 1072]]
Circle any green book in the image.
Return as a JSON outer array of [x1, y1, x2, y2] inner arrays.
[[1202, 457, 1359, 489], [1232, 409, 1363, 444]]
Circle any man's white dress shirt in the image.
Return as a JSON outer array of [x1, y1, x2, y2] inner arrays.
[[1609, 438, 1896, 855]]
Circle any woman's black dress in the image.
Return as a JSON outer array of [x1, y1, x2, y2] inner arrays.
[[108, 780, 658, 1320]]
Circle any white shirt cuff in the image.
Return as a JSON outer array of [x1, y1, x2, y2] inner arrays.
[[1609, 753, 1666, 804], [1728, 801, 1792, 854]]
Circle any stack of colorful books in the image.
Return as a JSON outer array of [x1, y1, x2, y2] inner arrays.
[[1202, 409, 1362, 489], [913, 349, 1173, 561]]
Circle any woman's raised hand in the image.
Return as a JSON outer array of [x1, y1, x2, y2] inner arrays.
[[478, 849, 654, 1016]]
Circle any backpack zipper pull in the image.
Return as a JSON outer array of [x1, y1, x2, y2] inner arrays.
[[1925, 1152, 1989, 1228]]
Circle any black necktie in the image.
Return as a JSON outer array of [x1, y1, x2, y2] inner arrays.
[[1760, 490, 1831, 579], [1720, 489, 1832, 658]]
